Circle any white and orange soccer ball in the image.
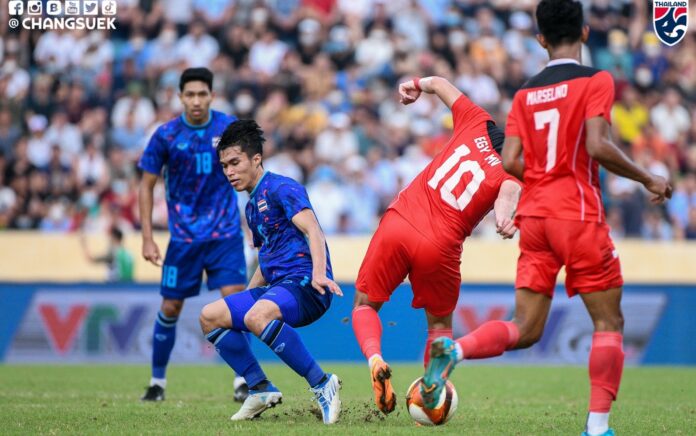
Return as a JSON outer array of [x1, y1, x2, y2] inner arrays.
[[405, 377, 458, 426]]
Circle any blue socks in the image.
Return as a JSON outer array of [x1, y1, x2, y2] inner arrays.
[[259, 320, 326, 387], [206, 328, 267, 388], [152, 311, 177, 379]]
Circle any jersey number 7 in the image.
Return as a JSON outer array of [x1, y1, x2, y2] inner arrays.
[[534, 108, 560, 172], [427, 144, 485, 211]]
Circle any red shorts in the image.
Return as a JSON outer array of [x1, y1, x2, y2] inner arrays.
[[515, 216, 623, 297], [356, 210, 461, 317]]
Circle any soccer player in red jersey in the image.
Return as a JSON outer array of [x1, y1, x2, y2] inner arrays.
[[422, 1, 672, 435], [351, 75, 522, 414]]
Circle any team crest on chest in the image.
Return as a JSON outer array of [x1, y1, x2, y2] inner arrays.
[[653, 0, 688, 46], [258, 199, 268, 212], [176, 142, 189, 150]]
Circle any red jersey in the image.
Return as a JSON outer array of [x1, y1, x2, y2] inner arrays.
[[389, 95, 515, 251], [506, 59, 615, 223]]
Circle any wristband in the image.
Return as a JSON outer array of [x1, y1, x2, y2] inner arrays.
[[413, 77, 421, 92]]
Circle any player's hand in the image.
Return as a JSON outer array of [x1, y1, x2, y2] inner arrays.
[[311, 274, 343, 297], [142, 238, 162, 266], [496, 215, 517, 239], [644, 175, 672, 204], [398, 80, 422, 105]]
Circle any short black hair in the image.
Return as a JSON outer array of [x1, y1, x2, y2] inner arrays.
[[217, 119, 265, 159], [536, 0, 584, 47], [110, 226, 123, 242], [179, 67, 214, 92]]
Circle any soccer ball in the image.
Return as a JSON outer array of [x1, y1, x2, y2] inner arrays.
[[405, 377, 458, 426]]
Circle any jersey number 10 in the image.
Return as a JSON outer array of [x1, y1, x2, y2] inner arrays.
[[427, 144, 485, 211]]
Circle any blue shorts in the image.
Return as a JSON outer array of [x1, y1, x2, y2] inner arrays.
[[160, 236, 246, 299], [224, 276, 332, 329]]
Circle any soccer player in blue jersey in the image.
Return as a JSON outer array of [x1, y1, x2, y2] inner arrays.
[[199, 120, 343, 424], [138, 68, 248, 402]]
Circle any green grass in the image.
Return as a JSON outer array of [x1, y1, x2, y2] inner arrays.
[[0, 364, 694, 435]]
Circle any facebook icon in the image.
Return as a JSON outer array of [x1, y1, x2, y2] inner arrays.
[[8, 1, 23, 15]]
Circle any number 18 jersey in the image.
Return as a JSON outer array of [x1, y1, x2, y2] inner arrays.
[[505, 60, 614, 223], [389, 95, 515, 252]]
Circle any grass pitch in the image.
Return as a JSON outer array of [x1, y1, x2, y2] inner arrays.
[[0, 364, 694, 435]]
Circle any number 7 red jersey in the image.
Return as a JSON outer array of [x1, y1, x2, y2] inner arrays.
[[505, 59, 615, 223], [388, 94, 517, 251]]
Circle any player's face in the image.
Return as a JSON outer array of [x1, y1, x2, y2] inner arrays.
[[219, 146, 262, 192], [179, 81, 214, 125]]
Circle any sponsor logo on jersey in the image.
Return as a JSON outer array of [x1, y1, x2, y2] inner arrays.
[[176, 142, 189, 150], [212, 136, 220, 148], [653, 0, 688, 46]]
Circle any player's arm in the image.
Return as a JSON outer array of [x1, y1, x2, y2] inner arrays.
[[398, 76, 462, 109], [291, 209, 343, 296], [247, 265, 267, 288], [501, 136, 524, 181], [494, 179, 522, 239], [585, 117, 671, 203], [139, 171, 162, 266]]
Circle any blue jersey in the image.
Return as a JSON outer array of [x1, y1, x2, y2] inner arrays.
[[246, 172, 333, 285], [139, 110, 240, 242]]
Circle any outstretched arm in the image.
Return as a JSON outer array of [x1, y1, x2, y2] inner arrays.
[[398, 76, 463, 109], [585, 117, 671, 204], [494, 179, 522, 239], [291, 209, 343, 296]]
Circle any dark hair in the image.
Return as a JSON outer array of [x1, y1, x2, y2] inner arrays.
[[179, 67, 214, 92], [536, 0, 584, 47], [217, 119, 265, 159], [109, 226, 123, 242]]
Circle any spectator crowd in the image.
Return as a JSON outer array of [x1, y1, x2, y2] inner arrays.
[[1, 0, 696, 240]]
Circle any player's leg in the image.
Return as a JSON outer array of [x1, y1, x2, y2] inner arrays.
[[556, 219, 624, 436], [199, 289, 282, 420], [423, 311, 453, 368], [142, 298, 184, 401], [205, 236, 249, 402], [351, 210, 411, 414], [245, 282, 340, 424], [580, 287, 624, 436], [143, 240, 204, 401]]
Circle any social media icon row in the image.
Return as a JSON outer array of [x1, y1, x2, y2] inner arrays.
[[8, 0, 117, 16]]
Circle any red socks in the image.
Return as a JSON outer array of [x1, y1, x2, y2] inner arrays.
[[456, 320, 520, 359], [589, 332, 624, 413], [352, 305, 383, 360], [424, 328, 453, 367]]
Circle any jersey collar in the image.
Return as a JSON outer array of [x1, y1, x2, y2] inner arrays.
[[180, 110, 213, 129], [249, 171, 269, 198], [547, 58, 580, 67]]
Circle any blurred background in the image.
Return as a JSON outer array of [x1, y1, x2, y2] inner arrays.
[[1, 0, 695, 239], [0, 0, 695, 366]]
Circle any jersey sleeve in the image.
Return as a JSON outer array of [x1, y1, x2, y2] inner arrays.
[[138, 127, 168, 175], [273, 181, 312, 222], [451, 94, 491, 132], [505, 94, 521, 137], [246, 206, 262, 248], [584, 71, 615, 123]]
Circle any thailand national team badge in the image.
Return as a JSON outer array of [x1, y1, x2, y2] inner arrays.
[[653, 0, 688, 46], [257, 199, 268, 212]]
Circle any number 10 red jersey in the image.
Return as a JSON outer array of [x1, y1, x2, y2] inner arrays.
[[389, 95, 516, 252]]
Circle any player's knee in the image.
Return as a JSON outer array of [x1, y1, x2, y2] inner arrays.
[[199, 304, 218, 334], [243, 308, 271, 335], [352, 290, 381, 311], [161, 299, 183, 318], [594, 313, 624, 333]]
